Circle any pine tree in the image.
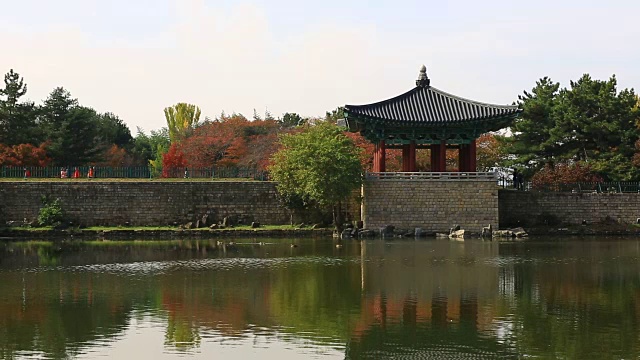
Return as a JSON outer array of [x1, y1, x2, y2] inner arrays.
[[0, 69, 39, 145]]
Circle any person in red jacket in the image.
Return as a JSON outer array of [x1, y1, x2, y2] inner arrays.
[[73, 167, 81, 178]]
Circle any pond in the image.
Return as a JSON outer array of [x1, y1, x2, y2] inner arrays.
[[1, 238, 639, 359]]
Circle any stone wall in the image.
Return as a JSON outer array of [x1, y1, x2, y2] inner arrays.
[[362, 179, 499, 232], [0, 181, 292, 226], [499, 190, 640, 227], [9, 181, 635, 231]]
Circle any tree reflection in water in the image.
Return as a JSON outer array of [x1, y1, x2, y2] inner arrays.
[[0, 238, 639, 359]]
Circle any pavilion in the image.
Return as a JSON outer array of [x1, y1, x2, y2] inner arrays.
[[344, 66, 521, 172]]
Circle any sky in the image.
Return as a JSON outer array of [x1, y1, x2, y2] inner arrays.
[[0, 0, 638, 132]]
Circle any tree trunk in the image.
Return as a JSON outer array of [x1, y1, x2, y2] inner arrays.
[[333, 201, 343, 233]]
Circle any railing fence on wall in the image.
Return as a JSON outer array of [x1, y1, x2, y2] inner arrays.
[[0, 166, 268, 180], [529, 182, 640, 193], [368, 173, 640, 193]]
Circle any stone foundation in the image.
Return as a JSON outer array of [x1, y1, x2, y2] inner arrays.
[[362, 179, 498, 233]]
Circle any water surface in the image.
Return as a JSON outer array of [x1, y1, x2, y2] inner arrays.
[[1, 238, 639, 359]]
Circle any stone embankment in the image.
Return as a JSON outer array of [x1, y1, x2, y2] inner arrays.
[[0, 181, 304, 227], [499, 190, 640, 227], [0, 228, 333, 241]]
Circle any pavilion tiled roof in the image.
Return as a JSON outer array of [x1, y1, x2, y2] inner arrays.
[[344, 66, 521, 126]]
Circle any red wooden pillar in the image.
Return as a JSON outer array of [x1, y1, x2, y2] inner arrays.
[[402, 144, 410, 172], [439, 140, 447, 172], [373, 141, 385, 172], [430, 144, 439, 172], [409, 142, 417, 172], [469, 139, 477, 172], [374, 140, 386, 172], [373, 143, 379, 172], [458, 144, 467, 172]]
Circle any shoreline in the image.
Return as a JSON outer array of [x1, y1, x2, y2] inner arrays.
[[0, 227, 335, 241], [1, 223, 639, 241]]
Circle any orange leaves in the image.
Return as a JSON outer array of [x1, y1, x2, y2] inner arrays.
[[344, 132, 374, 169], [97, 145, 128, 167], [531, 163, 603, 189], [0, 142, 51, 167], [175, 115, 281, 170], [161, 143, 187, 177], [476, 133, 506, 171]]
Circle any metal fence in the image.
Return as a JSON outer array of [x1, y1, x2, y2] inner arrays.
[[498, 178, 640, 193], [369, 173, 640, 193], [0, 166, 268, 180], [531, 182, 640, 193]]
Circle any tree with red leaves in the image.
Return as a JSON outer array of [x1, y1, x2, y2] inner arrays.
[[0, 142, 51, 167], [531, 162, 603, 190], [476, 133, 507, 172], [178, 114, 282, 171], [162, 143, 187, 177]]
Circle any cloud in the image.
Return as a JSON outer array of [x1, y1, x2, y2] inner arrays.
[[0, 1, 404, 131], [0, 0, 637, 132]]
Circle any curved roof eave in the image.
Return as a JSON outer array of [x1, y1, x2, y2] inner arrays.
[[344, 85, 521, 124]]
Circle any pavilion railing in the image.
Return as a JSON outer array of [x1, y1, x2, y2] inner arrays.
[[366, 172, 497, 181]]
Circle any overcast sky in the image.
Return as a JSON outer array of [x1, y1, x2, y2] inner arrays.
[[1, 0, 638, 132]]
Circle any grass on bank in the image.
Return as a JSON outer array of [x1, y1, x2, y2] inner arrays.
[[7, 224, 326, 232]]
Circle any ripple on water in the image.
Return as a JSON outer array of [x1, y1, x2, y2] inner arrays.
[[17, 256, 358, 276]]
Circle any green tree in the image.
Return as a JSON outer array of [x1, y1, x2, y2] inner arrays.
[[264, 109, 275, 121], [131, 127, 154, 164], [40, 88, 101, 165], [133, 127, 170, 174], [324, 107, 345, 124], [252, 108, 262, 121], [500, 77, 561, 173], [502, 75, 640, 180], [0, 69, 26, 105], [269, 122, 363, 230], [0, 69, 39, 145], [96, 112, 133, 149], [551, 75, 639, 180], [164, 103, 201, 142], [279, 112, 305, 128]]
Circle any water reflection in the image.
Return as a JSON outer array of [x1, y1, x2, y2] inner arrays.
[[0, 238, 639, 359]]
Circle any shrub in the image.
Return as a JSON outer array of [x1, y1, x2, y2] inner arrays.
[[38, 197, 66, 227], [531, 162, 603, 190]]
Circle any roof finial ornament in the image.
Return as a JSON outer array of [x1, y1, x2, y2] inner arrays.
[[416, 64, 430, 88]]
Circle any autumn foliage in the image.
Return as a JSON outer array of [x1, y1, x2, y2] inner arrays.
[[531, 162, 603, 189], [96, 145, 130, 167], [161, 114, 282, 175], [0, 143, 51, 167], [161, 143, 187, 177], [476, 133, 506, 171]]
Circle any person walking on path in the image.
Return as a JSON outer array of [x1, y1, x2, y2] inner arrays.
[[517, 172, 524, 190]]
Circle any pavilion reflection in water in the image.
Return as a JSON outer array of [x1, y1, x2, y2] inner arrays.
[[347, 240, 518, 358]]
